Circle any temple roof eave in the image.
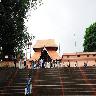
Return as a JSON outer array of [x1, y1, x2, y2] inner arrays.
[[29, 50, 61, 61], [33, 46, 58, 49]]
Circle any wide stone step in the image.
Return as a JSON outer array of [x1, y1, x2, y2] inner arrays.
[[0, 92, 24, 96], [64, 91, 96, 95], [5, 86, 25, 88]]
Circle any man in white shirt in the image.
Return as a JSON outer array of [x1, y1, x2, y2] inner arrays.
[[40, 59, 43, 68]]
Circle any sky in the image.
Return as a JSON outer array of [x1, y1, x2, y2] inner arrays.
[[25, 0, 96, 56]]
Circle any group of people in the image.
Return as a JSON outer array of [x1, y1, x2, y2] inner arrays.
[[31, 59, 61, 69], [63, 61, 89, 68], [31, 59, 45, 69]]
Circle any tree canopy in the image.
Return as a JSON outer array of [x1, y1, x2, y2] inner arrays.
[[0, 0, 42, 60], [83, 22, 96, 52]]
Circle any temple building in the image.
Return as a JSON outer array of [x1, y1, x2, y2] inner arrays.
[[29, 39, 61, 62]]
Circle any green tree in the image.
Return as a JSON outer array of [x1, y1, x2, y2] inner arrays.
[[0, 0, 42, 60], [83, 22, 96, 52]]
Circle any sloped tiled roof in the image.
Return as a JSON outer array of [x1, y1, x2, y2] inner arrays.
[[29, 51, 61, 61], [48, 51, 61, 60], [33, 39, 58, 48], [29, 52, 41, 61]]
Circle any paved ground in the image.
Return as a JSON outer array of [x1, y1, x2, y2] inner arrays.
[[0, 66, 96, 96]]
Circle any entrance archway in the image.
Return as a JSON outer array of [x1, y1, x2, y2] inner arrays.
[[40, 47, 51, 62]]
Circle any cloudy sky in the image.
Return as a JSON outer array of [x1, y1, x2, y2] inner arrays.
[[25, 0, 96, 55]]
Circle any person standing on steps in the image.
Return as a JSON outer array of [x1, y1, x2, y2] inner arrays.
[[40, 59, 43, 68], [25, 74, 32, 96]]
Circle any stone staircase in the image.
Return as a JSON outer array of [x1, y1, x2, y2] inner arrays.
[[32, 67, 96, 96], [0, 67, 96, 95]]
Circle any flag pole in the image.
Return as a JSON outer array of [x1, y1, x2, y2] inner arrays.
[[59, 43, 60, 54]]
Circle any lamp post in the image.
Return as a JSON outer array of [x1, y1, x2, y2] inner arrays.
[[28, 34, 35, 59], [73, 33, 77, 53], [28, 42, 32, 58]]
